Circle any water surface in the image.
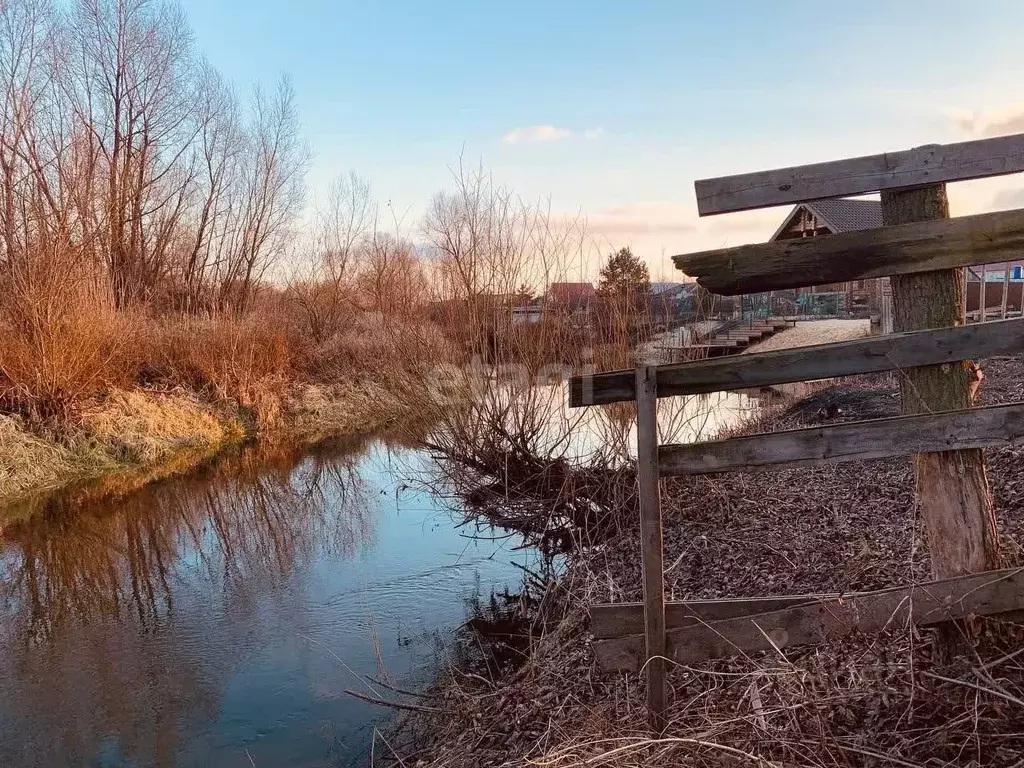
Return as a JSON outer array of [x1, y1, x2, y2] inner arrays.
[[0, 436, 536, 767], [0, 387, 761, 767]]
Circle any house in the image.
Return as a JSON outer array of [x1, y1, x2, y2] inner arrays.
[[508, 283, 595, 326], [764, 199, 1024, 327], [766, 198, 885, 317], [547, 282, 596, 312], [511, 302, 544, 325]]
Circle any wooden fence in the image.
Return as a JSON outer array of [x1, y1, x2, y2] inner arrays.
[[569, 133, 1024, 731]]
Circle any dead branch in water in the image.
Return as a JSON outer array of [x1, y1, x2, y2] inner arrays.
[[344, 689, 443, 714]]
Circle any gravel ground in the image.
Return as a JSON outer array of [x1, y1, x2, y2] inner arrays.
[[744, 318, 871, 353]]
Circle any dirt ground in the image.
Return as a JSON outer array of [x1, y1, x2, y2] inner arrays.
[[405, 354, 1024, 768], [744, 318, 871, 353]]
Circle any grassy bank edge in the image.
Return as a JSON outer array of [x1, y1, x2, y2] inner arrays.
[[0, 378, 412, 517]]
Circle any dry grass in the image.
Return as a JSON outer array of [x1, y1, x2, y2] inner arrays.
[[145, 313, 296, 430], [0, 414, 83, 502], [0, 389, 238, 506], [401, 360, 1024, 768], [405, 519, 1024, 768], [0, 262, 139, 421], [82, 389, 236, 464]]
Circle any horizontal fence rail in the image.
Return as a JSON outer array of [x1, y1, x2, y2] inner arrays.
[[658, 403, 1024, 476], [673, 208, 1024, 295], [594, 567, 1024, 671], [590, 595, 834, 639], [569, 318, 1024, 406], [694, 133, 1024, 216]]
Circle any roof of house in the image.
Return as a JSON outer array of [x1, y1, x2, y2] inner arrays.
[[770, 198, 883, 241], [548, 282, 595, 305]]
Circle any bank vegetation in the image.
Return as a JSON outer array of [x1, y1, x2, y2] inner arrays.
[[0, 0, 671, 505]]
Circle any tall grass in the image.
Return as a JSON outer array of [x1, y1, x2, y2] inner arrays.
[[0, 252, 137, 422]]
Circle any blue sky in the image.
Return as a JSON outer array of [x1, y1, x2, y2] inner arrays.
[[180, 0, 1024, 275]]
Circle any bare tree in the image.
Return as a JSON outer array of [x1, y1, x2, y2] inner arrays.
[[217, 76, 308, 314], [359, 231, 425, 317], [57, 0, 206, 306], [290, 170, 374, 341], [172, 65, 240, 311]]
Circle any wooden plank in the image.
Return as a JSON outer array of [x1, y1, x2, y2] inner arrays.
[[673, 208, 1024, 295], [635, 366, 666, 731], [569, 318, 1024, 407], [695, 134, 1024, 216], [594, 567, 1024, 672], [591, 595, 834, 639], [658, 402, 1024, 476]]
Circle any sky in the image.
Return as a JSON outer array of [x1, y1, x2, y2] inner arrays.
[[179, 0, 1024, 279]]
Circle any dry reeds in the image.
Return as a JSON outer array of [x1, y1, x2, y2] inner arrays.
[[402, 555, 1024, 768], [146, 312, 296, 430], [0, 256, 138, 422]]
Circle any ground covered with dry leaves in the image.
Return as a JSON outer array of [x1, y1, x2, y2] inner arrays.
[[400, 355, 1024, 768]]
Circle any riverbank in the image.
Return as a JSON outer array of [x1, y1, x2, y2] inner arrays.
[[404, 354, 1024, 767], [0, 377, 414, 512]]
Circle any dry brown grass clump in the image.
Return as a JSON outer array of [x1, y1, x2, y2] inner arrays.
[[0, 265, 139, 422], [81, 390, 236, 464], [0, 389, 240, 505], [144, 313, 297, 430]]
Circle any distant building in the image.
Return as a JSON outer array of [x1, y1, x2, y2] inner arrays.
[[767, 198, 885, 317], [965, 263, 1024, 320], [547, 282, 596, 312], [511, 302, 544, 325], [763, 198, 1024, 328]]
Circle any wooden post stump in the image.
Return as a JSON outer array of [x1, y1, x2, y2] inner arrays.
[[881, 184, 1001, 658]]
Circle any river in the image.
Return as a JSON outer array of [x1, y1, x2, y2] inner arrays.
[[0, 435, 546, 767], [0, 388, 761, 767]]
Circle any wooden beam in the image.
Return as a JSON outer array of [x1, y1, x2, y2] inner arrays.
[[694, 134, 1024, 216], [658, 402, 1024, 476], [635, 366, 667, 731], [673, 208, 1024, 295], [594, 567, 1024, 672], [591, 595, 834, 639], [569, 318, 1024, 407]]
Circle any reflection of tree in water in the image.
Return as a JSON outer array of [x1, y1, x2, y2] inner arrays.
[[0, 435, 379, 767], [3, 438, 376, 639]]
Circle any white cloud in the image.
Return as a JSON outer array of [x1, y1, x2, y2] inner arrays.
[[502, 125, 573, 144], [501, 125, 605, 144], [949, 104, 1024, 138]]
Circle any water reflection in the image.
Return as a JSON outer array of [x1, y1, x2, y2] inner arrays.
[[0, 435, 534, 767], [2, 439, 373, 643]]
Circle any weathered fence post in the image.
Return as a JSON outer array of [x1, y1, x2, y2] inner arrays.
[[635, 365, 666, 731], [881, 185, 1001, 656]]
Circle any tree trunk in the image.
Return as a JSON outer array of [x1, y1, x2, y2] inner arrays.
[[881, 185, 1000, 658]]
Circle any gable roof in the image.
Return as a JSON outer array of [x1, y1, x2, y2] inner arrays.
[[770, 198, 883, 241], [548, 282, 595, 308]]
